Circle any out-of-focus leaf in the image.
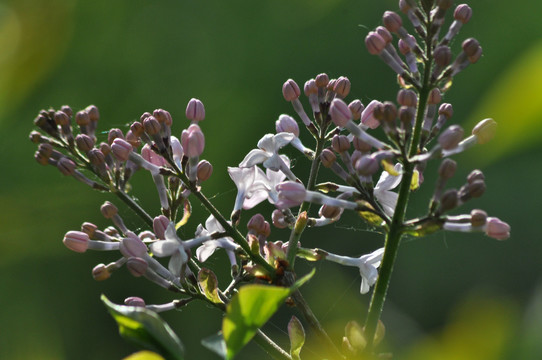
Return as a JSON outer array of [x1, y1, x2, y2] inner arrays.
[[467, 40, 542, 164], [223, 269, 315, 359], [101, 295, 184, 360], [123, 351, 165, 360], [288, 316, 305, 360], [175, 199, 191, 229], [198, 268, 224, 304], [201, 332, 227, 359]]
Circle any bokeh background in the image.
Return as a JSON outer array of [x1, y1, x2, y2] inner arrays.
[[1, 0, 541, 359]]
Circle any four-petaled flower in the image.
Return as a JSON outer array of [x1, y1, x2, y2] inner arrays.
[[374, 164, 402, 217], [195, 215, 240, 267]]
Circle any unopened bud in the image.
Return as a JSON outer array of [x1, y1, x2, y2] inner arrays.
[[197, 160, 213, 182], [472, 118, 496, 144], [315, 73, 329, 88], [438, 159, 457, 179], [332, 135, 350, 153], [320, 204, 341, 219], [92, 264, 111, 281], [365, 31, 386, 55], [440, 189, 458, 212], [355, 155, 379, 176], [126, 257, 148, 277], [101, 201, 118, 219], [467, 169, 485, 184], [320, 149, 337, 168], [111, 138, 133, 161], [428, 88, 441, 105], [462, 38, 480, 57], [75, 134, 95, 153], [375, 26, 392, 44], [272, 209, 288, 229], [63, 231, 90, 253], [454, 4, 472, 24], [330, 98, 352, 127], [439, 103, 453, 118], [185, 98, 205, 122], [75, 111, 90, 126], [434, 46, 452, 67], [60, 105, 73, 118], [485, 217, 510, 240], [54, 111, 70, 126], [470, 209, 487, 227], [333, 76, 351, 98], [282, 79, 301, 101], [124, 296, 146, 307], [438, 125, 464, 150], [382, 11, 402, 33], [247, 213, 266, 234], [57, 157, 76, 176], [153, 215, 170, 239], [86, 105, 100, 122], [276, 114, 299, 136], [397, 89, 417, 107], [181, 124, 205, 157], [348, 100, 364, 121], [154, 108, 173, 126], [143, 116, 161, 136]]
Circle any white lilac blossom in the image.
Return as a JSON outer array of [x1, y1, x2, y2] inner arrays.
[[324, 248, 385, 294], [150, 223, 212, 277], [195, 215, 240, 267], [374, 164, 402, 217], [239, 133, 297, 180]]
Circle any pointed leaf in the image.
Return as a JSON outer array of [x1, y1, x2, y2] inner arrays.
[[201, 332, 227, 359], [101, 295, 184, 360], [198, 268, 223, 304], [288, 316, 305, 360], [222, 268, 315, 359]]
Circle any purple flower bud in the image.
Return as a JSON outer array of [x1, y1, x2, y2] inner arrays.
[[126, 257, 148, 277], [282, 79, 301, 101], [108, 128, 124, 145], [275, 181, 306, 209], [92, 263, 111, 281], [130, 121, 145, 137], [111, 138, 133, 161], [439, 103, 453, 118], [61, 105, 73, 118], [467, 169, 485, 184], [440, 189, 458, 212], [330, 98, 352, 127], [462, 38, 480, 57], [181, 124, 205, 157], [375, 26, 392, 44], [331, 135, 350, 153], [438, 158, 457, 179], [154, 108, 173, 126], [275, 114, 299, 136], [54, 111, 70, 126], [153, 215, 170, 239], [382, 11, 402, 33], [100, 201, 118, 219], [355, 155, 379, 176], [470, 209, 487, 227], [333, 76, 351, 98], [57, 157, 76, 176], [120, 234, 148, 258], [365, 31, 386, 55], [124, 297, 146, 307], [271, 209, 288, 229], [315, 73, 329, 88], [397, 89, 417, 107], [81, 222, 97, 238], [352, 137, 372, 152], [428, 88, 441, 105], [75, 134, 95, 153], [142, 116, 161, 136], [438, 125, 464, 150], [197, 160, 213, 182], [304, 79, 317, 96], [348, 100, 364, 120], [247, 213, 266, 234], [434, 46, 452, 67], [320, 148, 337, 168], [485, 217, 510, 240], [63, 231, 90, 253], [185, 98, 205, 122], [360, 100, 382, 129], [141, 144, 167, 166], [454, 4, 472, 24], [75, 111, 90, 126]]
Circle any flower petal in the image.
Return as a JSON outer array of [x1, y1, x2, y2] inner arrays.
[[150, 240, 179, 257], [239, 149, 269, 168]]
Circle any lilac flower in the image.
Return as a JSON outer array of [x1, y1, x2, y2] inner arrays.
[[195, 216, 239, 267], [239, 133, 297, 180], [325, 248, 385, 294], [374, 164, 402, 217]]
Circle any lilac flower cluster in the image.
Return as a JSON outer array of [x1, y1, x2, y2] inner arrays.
[[29, 0, 511, 358]]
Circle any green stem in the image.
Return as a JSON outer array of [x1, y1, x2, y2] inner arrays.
[[364, 62, 433, 352], [254, 330, 293, 360], [112, 188, 154, 228]]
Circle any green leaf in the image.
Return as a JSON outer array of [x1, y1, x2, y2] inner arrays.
[[198, 268, 224, 304], [201, 332, 227, 359], [123, 351, 165, 360], [288, 316, 305, 360], [467, 40, 542, 164], [101, 295, 184, 360], [222, 268, 315, 359]]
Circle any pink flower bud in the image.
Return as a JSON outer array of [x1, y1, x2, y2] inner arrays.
[[124, 296, 146, 307], [111, 138, 133, 161], [282, 79, 301, 101], [197, 160, 213, 182], [247, 213, 266, 234], [470, 209, 487, 227], [61, 105, 73, 118], [352, 137, 372, 152], [271, 209, 288, 229], [54, 111, 70, 126], [331, 135, 350, 153], [355, 155, 379, 176], [365, 31, 386, 55], [141, 144, 167, 166], [397, 89, 417, 107], [108, 128, 124, 144], [185, 98, 205, 122], [320, 148, 337, 168], [315, 73, 329, 88], [333, 76, 351, 98], [438, 125, 464, 150], [348, 100, 364, 120], [330, 98, 352, 127], [439, 103, 453, 118], [360, 100, 382, 129], [154, 108, 173, 126], [382, 11, 402, 33], [275, 114, 299, 136], [303, 79, 317, 96], [181, 124, 205, 157], [375, 26, 392, 44], [75, 111, 90, 126], [485, 217, 510, 240], [153, 215, 170, 239], [75, 134, 95, 153], [275, 181, 306, 209], [92, 264, 111, 281], [57, 157, 76, 176], [126, 257, 148, 277], [120, 234, 148, 258], [434, 46, 452, 67], [86, 105, 99, 122], [101, 201, 118, 219], [454, 4, 472, 24], [142, 116, 161, 135], [63, 231, 90, 253], [428, 88, 442, 105]]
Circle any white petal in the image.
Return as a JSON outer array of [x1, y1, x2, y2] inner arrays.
[[374, 189, 398, 217], [239, 149, 269, 168], [243, 190, 268, 209], [164, 222, 181, 243], [228, 166, 256, 191], [196, 241, 219, 262], [375, 163, 403, 191], [150, 240, 179, 257], [256, 134, 277, 152], [168, 250, 187, 277], [262, 153, 283, 172], [272, 132, 295, 150]]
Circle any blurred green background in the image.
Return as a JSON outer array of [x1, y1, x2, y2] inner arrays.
[[1, 0, 542, 359]]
